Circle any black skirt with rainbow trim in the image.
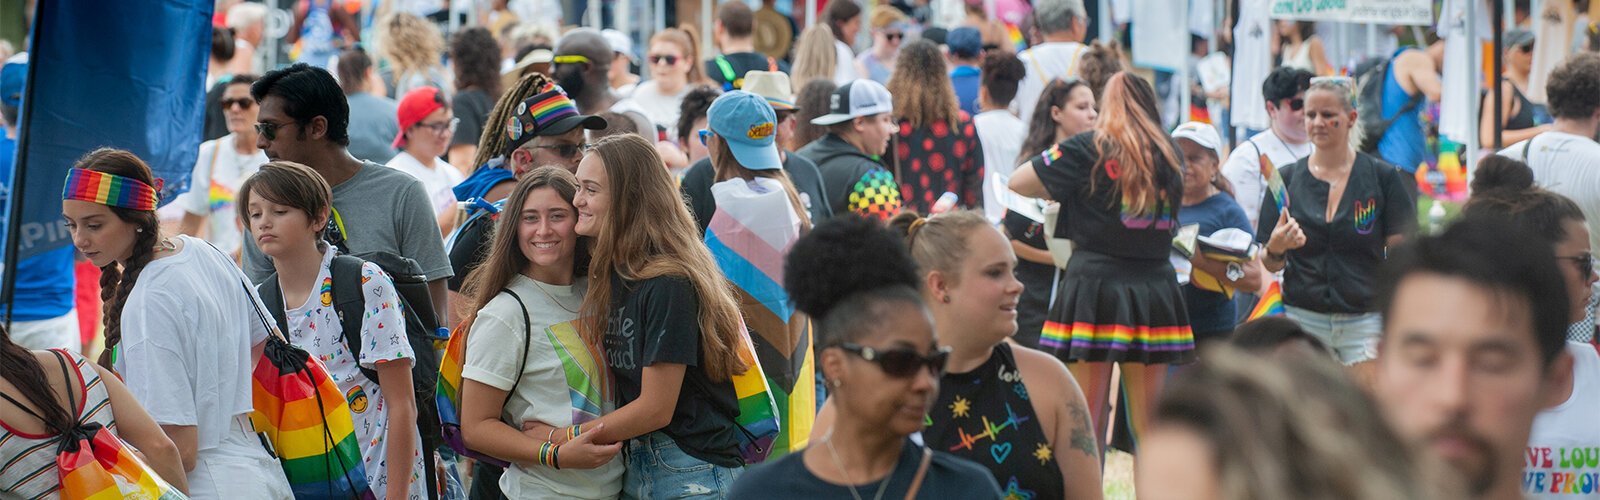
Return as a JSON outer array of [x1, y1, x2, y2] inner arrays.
[[1040, 250, 1196, 365]]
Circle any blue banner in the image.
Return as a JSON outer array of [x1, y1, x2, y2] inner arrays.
[[5, 0, 212, 261]]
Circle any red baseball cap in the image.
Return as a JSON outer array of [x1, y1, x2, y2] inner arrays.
[[394, 87, 448, 148]]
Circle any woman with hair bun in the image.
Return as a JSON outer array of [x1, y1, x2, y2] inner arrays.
[[729, 215, 1001, 499]]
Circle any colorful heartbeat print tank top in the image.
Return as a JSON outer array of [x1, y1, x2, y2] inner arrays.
[[924, 343, 1064, 500]]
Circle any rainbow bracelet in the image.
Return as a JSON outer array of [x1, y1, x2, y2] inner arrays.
[[566, 424, 582, 442]]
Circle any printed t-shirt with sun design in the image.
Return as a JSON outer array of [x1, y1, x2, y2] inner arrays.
[[274, 246, 425, 499]]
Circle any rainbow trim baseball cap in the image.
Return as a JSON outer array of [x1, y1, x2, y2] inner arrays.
[[503, 83, 608, 154]]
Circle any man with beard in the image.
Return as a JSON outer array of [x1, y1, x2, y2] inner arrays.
[[551, 29, 655, 135], [1373, 216, 1575, 500]]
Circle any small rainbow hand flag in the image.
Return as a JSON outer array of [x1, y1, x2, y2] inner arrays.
[[1247, 282, 1286, 321], [1260, 153, 1288, 212]]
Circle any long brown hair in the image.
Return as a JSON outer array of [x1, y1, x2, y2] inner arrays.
[[887, 39, 960, 129], [0, 330, 74, 432], [460, 167, 589, 327], [472, 72, 556, 170], [1092, 72, 1179, 216], [652, 27, 710, 85], [709, 137, 813, 232], [79, 149, 161, 370], [1018, 78, 1090, 165], [579, 135, 748, 382]]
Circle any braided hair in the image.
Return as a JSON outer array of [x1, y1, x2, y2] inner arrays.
[[76, 149, 162, 370], [471, 72, 557, 170]]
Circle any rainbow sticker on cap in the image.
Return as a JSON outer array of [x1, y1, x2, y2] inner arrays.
[[62, 169, 160, 211], [526, 83, 580, 130]]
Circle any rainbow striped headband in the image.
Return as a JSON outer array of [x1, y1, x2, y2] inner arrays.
[[62, 169, 160, 211]]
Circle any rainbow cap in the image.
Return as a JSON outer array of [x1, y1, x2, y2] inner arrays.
[[503, 83, 607, 155], [62, 169, 160, 211]]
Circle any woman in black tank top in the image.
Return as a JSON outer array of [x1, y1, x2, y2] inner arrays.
[[1480, 30, 1551, 147], [888, 211, 1104, 500]]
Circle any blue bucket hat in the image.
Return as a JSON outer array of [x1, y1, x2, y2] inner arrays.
[[707, 91, 782, 171]]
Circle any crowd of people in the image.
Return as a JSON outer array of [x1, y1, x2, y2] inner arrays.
[[4, 0, 1600, 498]]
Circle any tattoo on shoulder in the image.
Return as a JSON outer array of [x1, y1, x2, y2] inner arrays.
[[1068, 399, 1098, 458]]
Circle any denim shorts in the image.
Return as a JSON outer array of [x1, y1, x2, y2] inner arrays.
[[622, 431, 744, 499], [1286, 306, 1382, 364]]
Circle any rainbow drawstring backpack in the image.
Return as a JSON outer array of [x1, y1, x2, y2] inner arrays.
[[0, 350, 188, 500], [244, 284, 375, 500]]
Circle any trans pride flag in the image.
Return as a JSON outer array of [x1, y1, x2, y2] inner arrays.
[[704, 177, 812, 460]]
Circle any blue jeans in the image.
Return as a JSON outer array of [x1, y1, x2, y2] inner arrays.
[[623, 431, 744, 499], [1286, 306, 1382, 364]]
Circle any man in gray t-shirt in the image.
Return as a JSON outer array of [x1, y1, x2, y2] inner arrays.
[[248, 63, 453, 317]]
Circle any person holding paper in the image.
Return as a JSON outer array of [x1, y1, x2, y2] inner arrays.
[[1173, 122, 1265, 349]]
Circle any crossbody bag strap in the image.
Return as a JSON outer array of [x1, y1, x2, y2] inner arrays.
[[0, 351, 78, 433], [499, 289, 535, 401], [902, 446, 933, 500]]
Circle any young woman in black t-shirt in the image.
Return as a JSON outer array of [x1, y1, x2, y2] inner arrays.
[[889, 210, 1103, 500], [729, 215, 1001, 500], [529, 134, 752, 496], [1008, 72, 1194, 459], [1258, 78, 1414, 369]]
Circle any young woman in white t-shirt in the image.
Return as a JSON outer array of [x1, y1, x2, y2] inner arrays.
[[457, 167, 624, 498], [239, 161, 423, 500], [61, 148, 292, 499]]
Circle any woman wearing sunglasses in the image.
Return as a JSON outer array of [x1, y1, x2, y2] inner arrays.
[[730, 215, 1002, 499], [1257, 78, 1415, 371], [614, 28, 710, 142], [1463, 156, 1598, 339], [889, 210, 1104, 500], [1479, 30, 1551, 148], [528, 134, 751, 498], [854, 5, 906, 85], [178, 74, 267, 260]]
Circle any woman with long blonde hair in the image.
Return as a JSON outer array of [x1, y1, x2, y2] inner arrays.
[[887, 39, 984, 214], [1009, 72, 1192, 463], [376, 11, 449, 98], [526, 134, 751, 496], [790, 25, 839, 93]]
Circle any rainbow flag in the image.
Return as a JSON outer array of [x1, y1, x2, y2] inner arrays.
[[58, 424, 187, 500], [435, 319, 512, 467], [1246, 282, 1286, 321], [207, 180, 237, 212], [1260, 153, 1288, 212], [251, 337, 375, 500], [705, 177, 805, 461]]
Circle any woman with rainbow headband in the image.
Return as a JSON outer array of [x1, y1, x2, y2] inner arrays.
[[60, 148, 292, 498], [457, 167, 624, 499], [1008, 72, 1193, 466], [524, 134, 750, 498], [239, 161, 423, 499]]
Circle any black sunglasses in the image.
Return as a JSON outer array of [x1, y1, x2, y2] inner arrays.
[[884, 32, 904, 41], [1558, 253, 1595, 278], [1279, 97, 1304, 111], [221, 97, 255, 110], [648, 54, 680, 65], [254, 120, 294, 141], [836, 343, 950, 378], [531, 143, 593, 159]]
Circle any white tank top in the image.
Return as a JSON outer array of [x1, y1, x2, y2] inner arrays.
[[1523, 341, 1600, 498], [1282, 41, 1314, 73]]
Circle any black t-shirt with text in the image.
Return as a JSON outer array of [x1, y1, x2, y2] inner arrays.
[[603, 275, 743, 467], [727, 439, 1002, 499]]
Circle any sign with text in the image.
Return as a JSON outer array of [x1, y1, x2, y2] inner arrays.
[[1269, 0, 1434, 25]]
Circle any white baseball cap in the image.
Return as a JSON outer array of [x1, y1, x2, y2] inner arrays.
[[602, 29, 634, 60], [811, 79, 894, 126], [1172, 121, 1222, 154]]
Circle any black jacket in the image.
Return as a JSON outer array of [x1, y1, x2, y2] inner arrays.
[[795, 133, 902, 220], [680, 152, 833, 233]]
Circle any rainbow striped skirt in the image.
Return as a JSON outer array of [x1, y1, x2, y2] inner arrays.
[[1040, 250, 1196, 365]]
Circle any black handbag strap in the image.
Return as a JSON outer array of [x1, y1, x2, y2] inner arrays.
[[0, 350, 78, 434]]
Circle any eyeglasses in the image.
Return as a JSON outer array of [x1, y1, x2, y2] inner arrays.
[[531, 143, 593, 159], [648, 54, 680, 65], [1558, 253, 1595, 279], [835, 343, 950, 378], [254, 120, 294, 141], [221, 97, 255, 110], [416, 117, 460, 134], [697, 128, 713, 146]]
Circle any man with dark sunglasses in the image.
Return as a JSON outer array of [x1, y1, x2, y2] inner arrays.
[[245, 63, 454, 321], [1221, 66, 1314, 230], [552, 29, 656, 138], [706, 0, 789, 91]]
